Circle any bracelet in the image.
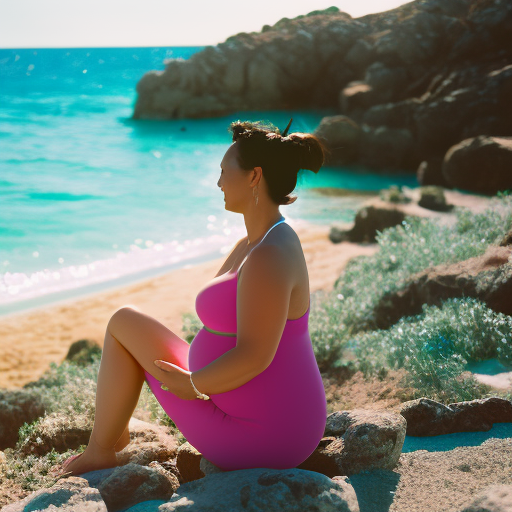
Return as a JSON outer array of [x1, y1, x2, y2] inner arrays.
[[190, 372, 210, 400]]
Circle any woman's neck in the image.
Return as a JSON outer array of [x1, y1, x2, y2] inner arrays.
[[245, 213, 285, 245]]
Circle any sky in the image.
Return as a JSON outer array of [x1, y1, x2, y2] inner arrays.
[[0, 0, 411, 49]]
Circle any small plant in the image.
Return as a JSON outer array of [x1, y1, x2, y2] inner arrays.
[[418, 186, 452, 212], [380, 185, 411, 204]]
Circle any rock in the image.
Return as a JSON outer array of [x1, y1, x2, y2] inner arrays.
[[65, 338, 102, 365], [374, 245, 512, 328], [340, 81, 377, 116], [459, 484, 512, 512], [372, 10, 466, 66], [415, 63, 512, 160], [16, 414, 178, 465], [330, 205, 406, 244], [175, 442, 204, 483], [199, 456, 225, 476], [358, 125, 416, 171], [17, 412, 92, 456], [298, 409, 406, 477], [442, 135, 512, 195], [147, 468, 360, 511], [0, 389, 46, 450], [418, 185, 452, 211], [116, 417, 179, 467], [313, 115, 361, 165], [400, 396, 512, 436], [95, 462, 179, 512], [363, 99, 420, 132], [417, 156, 448, 187], [344, 39, 374, 73], [380, 185, 411, 204], [364, 62, 408, 104], [1, 476, 106, 512]]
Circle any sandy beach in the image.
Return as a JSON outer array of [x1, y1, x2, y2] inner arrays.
[[0, 220, 378, 389]]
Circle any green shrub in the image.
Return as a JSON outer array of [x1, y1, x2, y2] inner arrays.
[[380, 185, 411, 204], [347, 298, 512, 402], [1, 447, 79, 491], [23, 355, 101, 416]]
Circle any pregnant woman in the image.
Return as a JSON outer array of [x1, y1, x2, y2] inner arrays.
[[55, 118, 328, 476]]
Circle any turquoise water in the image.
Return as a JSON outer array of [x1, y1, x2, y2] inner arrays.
[[0, 46, 418, 314]]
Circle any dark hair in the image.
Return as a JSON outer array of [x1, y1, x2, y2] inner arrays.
[[227, 120, 329, 205]]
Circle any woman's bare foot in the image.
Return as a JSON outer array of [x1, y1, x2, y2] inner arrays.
[[54, 436, 118, 477], [114, 426, 130, 452]]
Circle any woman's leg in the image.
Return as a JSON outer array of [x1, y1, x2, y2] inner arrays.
[[59, 305, 191, 476]]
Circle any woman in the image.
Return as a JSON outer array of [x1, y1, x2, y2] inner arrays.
[[55, 119, 328, 476]]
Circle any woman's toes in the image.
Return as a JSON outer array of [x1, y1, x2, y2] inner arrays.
[[51, 453, 82, 477]]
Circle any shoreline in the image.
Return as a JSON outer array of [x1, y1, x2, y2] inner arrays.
[[0, 220, 378, 389]]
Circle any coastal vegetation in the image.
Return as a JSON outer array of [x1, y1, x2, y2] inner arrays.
[[309, 193, 512, 402]]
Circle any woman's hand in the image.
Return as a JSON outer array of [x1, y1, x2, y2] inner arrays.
[[153, 360, 198, 400]]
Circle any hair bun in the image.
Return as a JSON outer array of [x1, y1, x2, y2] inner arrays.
[[228, 120, 328, 205]]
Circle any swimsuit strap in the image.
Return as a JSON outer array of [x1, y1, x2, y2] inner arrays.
[[237, 218, 287, 277]]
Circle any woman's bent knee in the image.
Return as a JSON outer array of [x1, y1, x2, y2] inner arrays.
[[108, 306, 140, 334]]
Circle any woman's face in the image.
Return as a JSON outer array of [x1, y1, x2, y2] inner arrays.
[[218, 143, 254, 212]]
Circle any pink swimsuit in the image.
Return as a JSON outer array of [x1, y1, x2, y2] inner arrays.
[[143, 218, 327, 471]]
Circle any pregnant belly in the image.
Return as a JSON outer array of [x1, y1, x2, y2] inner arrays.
[[188, 327, 237, 372], [188, 327, 327, 427]]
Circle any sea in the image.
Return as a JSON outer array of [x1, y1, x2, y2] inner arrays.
[[0, 46, 418, 316]]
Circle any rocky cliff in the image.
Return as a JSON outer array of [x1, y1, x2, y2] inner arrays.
[[132, 0, 512, 192]]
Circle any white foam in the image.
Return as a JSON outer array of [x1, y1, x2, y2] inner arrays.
[[0, 231, 243, 307]]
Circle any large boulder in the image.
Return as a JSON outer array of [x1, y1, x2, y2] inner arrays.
[[64, 338, 102, 365], [330, 205, 406, 244], [374, 245, 512, 329], [364, 62, 408, 103], [358, 125, 416, 170], [0, 389, 46, 450], [340, 81, 378, 116], [1, 476, 106, 512], [363, 99, 420, 132], [416, 156, 448, 187], [442, 135, 512, 195], [298, 409, 406, 477], [153, 468, 360, 512], [94, 462, 179, 512], [313, 115, 361, 165], [400, 397, 512, 436]]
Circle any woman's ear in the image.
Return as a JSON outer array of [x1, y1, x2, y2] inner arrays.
[[252, 166, 263, 185]]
